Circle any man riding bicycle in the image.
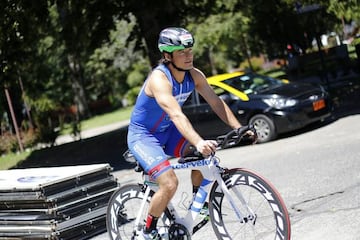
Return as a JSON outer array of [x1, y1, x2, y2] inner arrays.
[[127, 27, 257, 239]]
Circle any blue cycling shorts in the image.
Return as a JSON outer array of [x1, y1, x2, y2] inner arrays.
[[127, 124, 189, 180]]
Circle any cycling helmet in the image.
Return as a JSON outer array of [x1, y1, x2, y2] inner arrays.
[[158, 27, 194, 53]]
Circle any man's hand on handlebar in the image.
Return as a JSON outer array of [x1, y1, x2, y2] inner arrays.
[[193, 125, 257, 155], [237, 125, 258, 144], [196, 139, 218, 156], [216, 125, 257, 149]]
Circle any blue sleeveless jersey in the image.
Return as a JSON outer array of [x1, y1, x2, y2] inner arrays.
[[129, 64, 195, 133]]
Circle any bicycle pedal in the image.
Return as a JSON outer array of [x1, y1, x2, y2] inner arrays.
[[158, 227, 169, 240], [199, 202, 209, 216]]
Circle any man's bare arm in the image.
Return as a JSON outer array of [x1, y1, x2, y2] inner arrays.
[[191, 68, 241, 130], [147, 70, 216, 154]]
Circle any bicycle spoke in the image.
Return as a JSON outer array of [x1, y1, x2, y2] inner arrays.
[[106, 184, 173, 240], [209, 169, 291, 240]]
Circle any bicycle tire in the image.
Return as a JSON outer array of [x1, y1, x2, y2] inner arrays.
[[106, 184, 172, 240], [209, 168, 291, 240]]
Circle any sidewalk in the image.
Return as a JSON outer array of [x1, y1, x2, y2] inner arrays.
[[54, 119, 130, 145]]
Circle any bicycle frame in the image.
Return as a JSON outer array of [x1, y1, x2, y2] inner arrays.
[[109, 128, 290, 240], [134, 154, 252, 235]]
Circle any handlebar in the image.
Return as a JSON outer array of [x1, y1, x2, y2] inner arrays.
[[216, 125, 257, 149], [185, 125, 257, 160], [124, 125, 257, 165]]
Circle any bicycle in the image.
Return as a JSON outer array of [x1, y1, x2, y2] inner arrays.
[[106, 126, 291, 239]]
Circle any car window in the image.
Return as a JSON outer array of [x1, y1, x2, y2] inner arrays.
[[223, 73, 283, 94], [211, 85, 236, 103], [213, 85, 227, 96], [192, 85, 235, 105]]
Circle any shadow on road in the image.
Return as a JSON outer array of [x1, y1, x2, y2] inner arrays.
[[13, 126, 134, 171]]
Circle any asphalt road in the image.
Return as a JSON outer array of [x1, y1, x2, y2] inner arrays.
[[93, 113, 360, 240]]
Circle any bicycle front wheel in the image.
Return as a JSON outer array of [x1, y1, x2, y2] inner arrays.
[[106, 184, 172, 240], [209, 168, 291, 240]]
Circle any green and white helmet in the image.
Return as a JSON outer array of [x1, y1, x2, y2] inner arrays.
[[158, 27, 194, 53]]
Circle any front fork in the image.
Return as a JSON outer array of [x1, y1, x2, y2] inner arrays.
[[213, 168, 257, 224]]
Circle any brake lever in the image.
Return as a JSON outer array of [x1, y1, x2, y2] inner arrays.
[[217, 129, 240, 149], [237, 125, 252, 137], [217, 125, 256, 149]]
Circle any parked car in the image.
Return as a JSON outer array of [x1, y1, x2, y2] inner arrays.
[[183, 71, 332, 143]]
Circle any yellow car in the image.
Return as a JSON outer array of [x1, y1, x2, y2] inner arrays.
[[183, 71, 332, 143]]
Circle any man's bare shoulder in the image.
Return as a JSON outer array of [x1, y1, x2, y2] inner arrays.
[[189, 67, 206, 78], [189, 68, 207, 87], [149, 68, 167, 80], [147, 69, 171, 87], [147, 69, 172, 97]]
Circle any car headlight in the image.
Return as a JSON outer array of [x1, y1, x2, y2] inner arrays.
[[263, 98, 297, 109]]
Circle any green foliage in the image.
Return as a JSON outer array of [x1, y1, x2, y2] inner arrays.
[[125, 86, 142, 106], [122, 60, 148, 106], [28, 95, 58, 113], [0, 0, 49, 82], [25, 94, 60, 145], [352, 37, 360, 46], [33, 113, 59, 145], [327, 0, 360, 22], [86, 14, 146, 104], [117, 0, 189, 67], [239, 56, 265, 72], [0, 130, 38, 155], [0, 134, 18, 154], [127, 71, 144, 88], [0, 0, 50, 140], [126, 60, 149, 87], [189, 11, 250, 74]]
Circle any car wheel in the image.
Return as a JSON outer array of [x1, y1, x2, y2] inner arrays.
[[249, 114, 277, 143]]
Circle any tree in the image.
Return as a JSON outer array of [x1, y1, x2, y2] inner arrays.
[[188, 10, 250, 74], [327, 0, 360, 38], [116, 1, 185, 67], [0, 0, 49, 133], [53, 0, 121, 118], [85, 14, 149, 106]]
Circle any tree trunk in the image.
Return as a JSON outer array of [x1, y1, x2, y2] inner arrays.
[[129, 1, 183, 68], [134, 14, 162, 68], [67, 54, 90, 119], [208, 47, 217, 76]]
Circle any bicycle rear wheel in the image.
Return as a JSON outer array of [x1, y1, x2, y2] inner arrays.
[[106, 184, 171, 240], [209, 168, 291, 240]]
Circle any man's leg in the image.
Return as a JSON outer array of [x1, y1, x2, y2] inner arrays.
[[181, 145, 204, 194], [144, 169, 178, 233], [191, 169, 203, 193]]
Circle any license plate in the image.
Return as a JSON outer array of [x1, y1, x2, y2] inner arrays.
[[313, 99, 325, 111]]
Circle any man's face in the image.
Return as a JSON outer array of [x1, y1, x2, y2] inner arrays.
[[171, 48, 193, 70]]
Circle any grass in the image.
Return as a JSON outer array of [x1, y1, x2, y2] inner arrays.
[[0, 151, 32, 170], [0, 106, 133, 170], [60, 106, 133, 135], [80, 106, 132, 129]]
